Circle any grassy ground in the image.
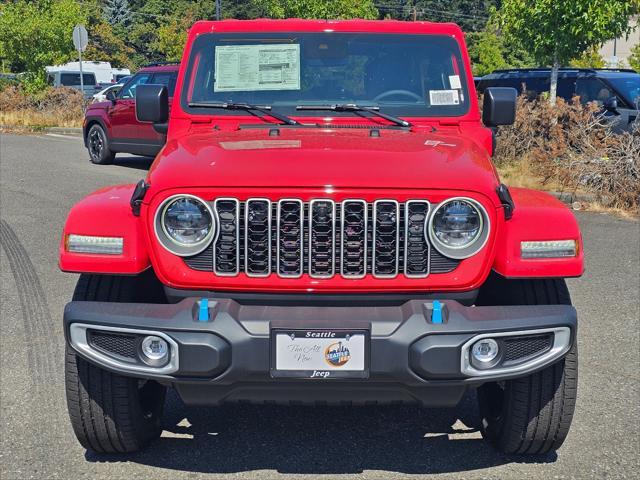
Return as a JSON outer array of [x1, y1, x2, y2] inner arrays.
[[0, 110, 83, 128]]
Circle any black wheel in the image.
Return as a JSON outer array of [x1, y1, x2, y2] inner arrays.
[[87, 124, 115, 165], [475, 275, 578, 455], [65, 273, 167, 453]]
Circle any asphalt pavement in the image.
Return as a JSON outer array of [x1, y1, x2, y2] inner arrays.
[[1, 132, 639, 479]]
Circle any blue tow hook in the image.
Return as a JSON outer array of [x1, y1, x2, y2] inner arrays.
[[198, 298, 209, 321], [432, 300, 443, 324]]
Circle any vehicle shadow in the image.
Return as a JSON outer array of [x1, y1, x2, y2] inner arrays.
[[112, 155, 154, 171], [84, 390, 557, 475]]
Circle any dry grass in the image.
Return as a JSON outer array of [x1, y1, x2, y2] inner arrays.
[[0, 86, 85, 128]]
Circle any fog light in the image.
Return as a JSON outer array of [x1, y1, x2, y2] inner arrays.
[[140, 336, 169, 366], [471, 338, 499, 368]]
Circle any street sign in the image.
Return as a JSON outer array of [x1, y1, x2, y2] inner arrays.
[[72, 25, 89, 101], [72, 25, 88, 52]]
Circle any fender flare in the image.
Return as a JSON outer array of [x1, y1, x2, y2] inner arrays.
[[492, 188, 584, 278], [83, 116, 110, 147], [59, 184, 150, 274]]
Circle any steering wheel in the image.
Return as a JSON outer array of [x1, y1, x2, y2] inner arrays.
[[373, 89, 423, 103]]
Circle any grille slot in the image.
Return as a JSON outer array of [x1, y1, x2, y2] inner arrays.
[[309, 199, 336, 278], [503, 334, 553, 364], [277, 199, 304, 277], [213, 198, 240, 275], [404, 201, 430, 278], [183, 198, 461, 278], [373, 200, 400, 278], [340, 200, 368, 278], [88, 331, 138, 359], [245, 199, 271, 277]]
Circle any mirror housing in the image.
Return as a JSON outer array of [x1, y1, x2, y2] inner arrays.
[[136, 84, 169, 124], [483, 87, 517, 127]]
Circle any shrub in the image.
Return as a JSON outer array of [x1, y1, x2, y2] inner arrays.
[[494, 96, 640, 212], [0, 85, 85, 128]]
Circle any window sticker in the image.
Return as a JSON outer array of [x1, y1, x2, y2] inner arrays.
[[214, 44, 300, 92], [448, 75, 462, 89], [429, 89, 460, 105]]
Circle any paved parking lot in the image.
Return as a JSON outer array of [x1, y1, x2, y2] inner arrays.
[[1, 132, 639, 479]]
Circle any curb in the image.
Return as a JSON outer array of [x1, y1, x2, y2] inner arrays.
[[0, 125, 82, 136], [45, 127, 83, 136], [549, 191, 610, 210]]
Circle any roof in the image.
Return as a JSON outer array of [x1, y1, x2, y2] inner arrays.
[[188, 19, 464, 37], [138, 63, 180, 73]]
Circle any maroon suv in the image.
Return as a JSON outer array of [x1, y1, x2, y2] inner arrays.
[[83, 63, 179, 164]]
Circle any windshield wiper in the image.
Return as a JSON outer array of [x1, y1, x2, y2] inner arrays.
[[296, 103, 411, 127], [188, 101, 300, 125]]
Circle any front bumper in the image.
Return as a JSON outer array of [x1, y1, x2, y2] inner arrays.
[[64, 298, 576, 407]]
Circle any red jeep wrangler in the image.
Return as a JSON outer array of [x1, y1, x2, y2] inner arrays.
[[60, 20, 583, 455], [83, 63, 179, 164]]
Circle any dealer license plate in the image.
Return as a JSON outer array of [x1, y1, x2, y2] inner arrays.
[[271, 329, 369, 379]]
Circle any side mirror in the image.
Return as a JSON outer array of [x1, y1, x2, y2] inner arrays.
[[483, 87, 517, 127], [136, 84, 169, 124], [603, 96, 619, 113]]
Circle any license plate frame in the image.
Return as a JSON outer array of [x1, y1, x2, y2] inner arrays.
[[270, 329, 370, 379]]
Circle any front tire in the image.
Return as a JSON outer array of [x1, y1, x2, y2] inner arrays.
[[87, 124, 115, 165], [65, 274, 167, 453], [476, 276, 578, 455]]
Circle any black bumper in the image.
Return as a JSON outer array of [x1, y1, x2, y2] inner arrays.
[[64, 298, 576, 407]]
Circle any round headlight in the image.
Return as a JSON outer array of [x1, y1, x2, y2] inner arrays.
[[156, 195, 215, 255], [428, 198, 489, 259]]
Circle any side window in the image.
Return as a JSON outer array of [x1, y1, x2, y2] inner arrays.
[[520, 76, 550, 99], [575, 77, 613, 105], [150, 72, 177, 96], [119, 73, 152, 99], [557, 76, 576, 101]]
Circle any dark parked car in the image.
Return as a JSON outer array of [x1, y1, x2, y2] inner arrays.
[[476, 68, 640, 132], [83, 63, 179, 164]]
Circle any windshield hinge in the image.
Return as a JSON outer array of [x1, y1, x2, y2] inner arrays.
[[130, 179, 149, 216], [497, 184, 515, 220]]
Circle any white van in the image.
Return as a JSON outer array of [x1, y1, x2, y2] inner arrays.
[[46, 70, 100, 97], [46, 61, 131, 85]]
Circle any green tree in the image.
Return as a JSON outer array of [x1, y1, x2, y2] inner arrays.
[[496, 0, 639, 104], [0, 0, 87, 89], [103, 0, 133, 27], [253, 0, 378, 19], [569, 47, 606, 69], [629, 43, 640, 72], [466, 30, 507, 76], [128, 0, 216, 65], [373, 1, 498, 32]]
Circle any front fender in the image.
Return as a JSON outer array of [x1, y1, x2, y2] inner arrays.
[[493, 188, 584, 278], [59, 185, 150, 274]]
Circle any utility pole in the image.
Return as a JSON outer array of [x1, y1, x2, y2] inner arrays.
[[216, 0, 221, 20]]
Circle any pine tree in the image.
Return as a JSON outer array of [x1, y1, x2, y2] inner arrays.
[[103, 0, 132, 27]]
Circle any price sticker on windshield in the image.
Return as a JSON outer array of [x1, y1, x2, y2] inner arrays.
[[214, 44, 301, 92]]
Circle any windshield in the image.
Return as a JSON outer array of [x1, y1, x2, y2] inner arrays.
[[606, 74, 640, 108], [182, 33, 470, 118]]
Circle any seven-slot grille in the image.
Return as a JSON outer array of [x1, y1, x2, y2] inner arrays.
[[185, 199, 461, 278]]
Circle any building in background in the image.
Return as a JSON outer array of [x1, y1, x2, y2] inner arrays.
[[599, 16, 639, 67]]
